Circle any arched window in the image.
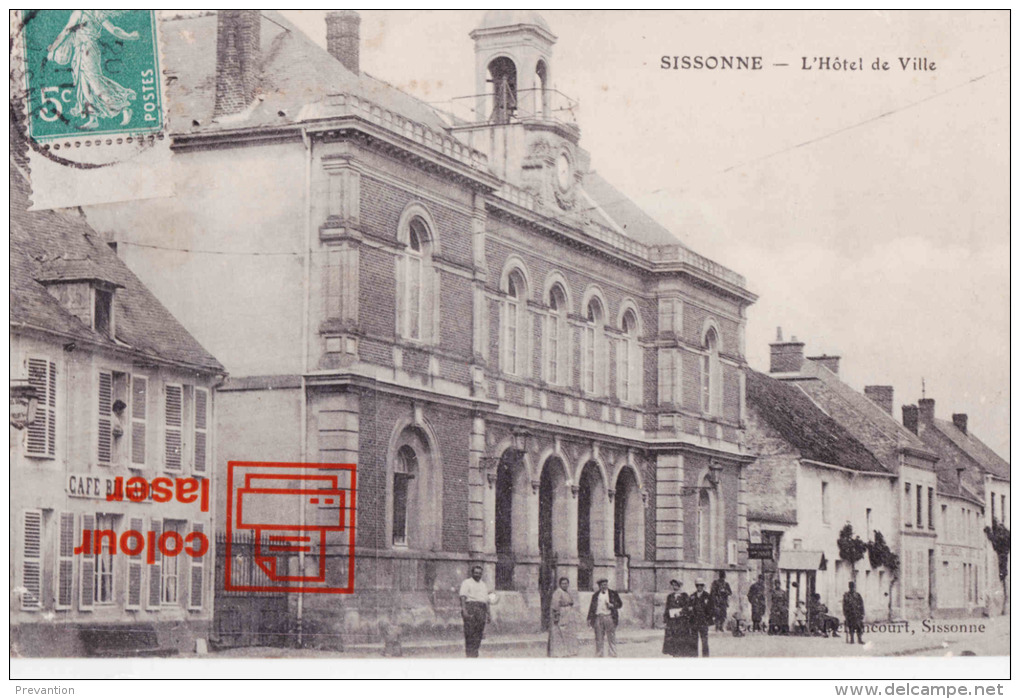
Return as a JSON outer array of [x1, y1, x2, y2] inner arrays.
[[544, 284, 568, 385], [696, 472, 720, 565], [502, 269, 529, 376], [583, 297, 605, 395], [701, 327, 721, 415], [398, 214, 438, 343], [392, 445, 417, 546], [406, 220, 425, 339], [618, 309, 641, 404], [388, 425, 441, 550], [698, 488, 712, 564]]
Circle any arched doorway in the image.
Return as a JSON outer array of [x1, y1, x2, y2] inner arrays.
[[538, 456, 568, 629], [495, 449, 529, 590], [613, 467, 644, 591], [577, 461, 608, 592]]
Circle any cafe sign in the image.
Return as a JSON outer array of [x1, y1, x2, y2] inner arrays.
[[66, 473, 120, 500]]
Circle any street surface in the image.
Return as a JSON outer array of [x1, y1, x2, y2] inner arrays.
[[208, 615, 1008, 659]]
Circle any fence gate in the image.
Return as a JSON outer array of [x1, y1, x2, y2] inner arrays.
[[213, 532, 290, 648]]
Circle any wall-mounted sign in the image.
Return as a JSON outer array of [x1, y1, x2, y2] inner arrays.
[[66, 473, 120, 500], [748, 542, 774, 560]]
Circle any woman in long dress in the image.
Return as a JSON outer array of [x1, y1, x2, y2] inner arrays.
[[662, 579, 690, 657], [47, 10, 139, 130], [547, 577, 579, 657]]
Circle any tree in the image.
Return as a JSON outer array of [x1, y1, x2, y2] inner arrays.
[[837, 524, 868, 582], [984, 518, 1010, 615], [867, 530, 900, 621]]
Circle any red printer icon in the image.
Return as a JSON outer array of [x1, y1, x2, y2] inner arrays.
[[226, 462, 356, 594]]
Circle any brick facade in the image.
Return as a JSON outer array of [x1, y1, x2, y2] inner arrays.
[[86, 10, 759, 642]]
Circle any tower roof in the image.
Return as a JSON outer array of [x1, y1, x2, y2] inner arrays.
[[477, 10, 552, 34]]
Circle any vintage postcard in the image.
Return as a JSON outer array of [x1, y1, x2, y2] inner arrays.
[[9, 10, 1009, 683]]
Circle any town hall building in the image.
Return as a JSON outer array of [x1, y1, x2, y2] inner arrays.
[[85, 11, 758, 644]]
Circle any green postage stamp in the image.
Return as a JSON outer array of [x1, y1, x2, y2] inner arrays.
[[21, 10, 163, 141]]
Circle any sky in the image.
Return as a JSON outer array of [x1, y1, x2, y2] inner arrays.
[[282, 10, 1010, 460]]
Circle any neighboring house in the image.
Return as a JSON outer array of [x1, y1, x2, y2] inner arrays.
[[10, 158, 225, 656], [904, 398, 1008, 614], [84, 11, 758, 641], [766, 332, 940, 620], [744, 369, 897, 624]]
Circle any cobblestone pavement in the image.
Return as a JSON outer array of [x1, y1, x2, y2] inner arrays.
[[208, 615, 1008, 659]]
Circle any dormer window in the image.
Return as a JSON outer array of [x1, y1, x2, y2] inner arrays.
[[94, 287, 114, 337], [35, 259, 122, 340]]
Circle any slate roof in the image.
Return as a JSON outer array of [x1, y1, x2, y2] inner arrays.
[[932, 464, 984, 506], [582, 171, 688, 248], [161, 11, 450, 135], [746, 369, 889, 474], [10, 160, 224, 374], [794, 358, 936, 462], [931, 418, 1010, 482]]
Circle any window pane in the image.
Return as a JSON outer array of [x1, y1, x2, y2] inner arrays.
[[393, 474, 409, 545]]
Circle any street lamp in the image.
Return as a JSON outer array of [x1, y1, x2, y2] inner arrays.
[[678, 460, 723, 495], [10, 380, 39, 430], [481, 427, 532, 487]]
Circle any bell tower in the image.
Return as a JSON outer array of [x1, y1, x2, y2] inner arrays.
[[470, 11, 556, 124], [461, 11, 583, 210]]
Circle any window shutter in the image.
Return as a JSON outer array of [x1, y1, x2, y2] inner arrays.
[[21, 510, 43, 610], [194, 388, 208, 474], [79, 513, 95, 610], [56, 512, 75, 609], [165, 385, 182, 471], [188, 522, 205, 610], [131, 376, 147, 467], [147, 519, 162, 608], [97, 371, 113, 464], [26, 358, 56, 456], [126, 517, 144, 610]]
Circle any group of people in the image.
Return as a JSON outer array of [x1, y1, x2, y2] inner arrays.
[[747, 574, 866, 642], [459, 566, 625, 658], [458, 565, 867, 658], [661, 575, 727, 657]]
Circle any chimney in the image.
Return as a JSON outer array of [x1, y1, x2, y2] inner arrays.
[[864, 385, 894, 415], [214, 10, 261, 118], [770, 327, 805, 374], [327, 11, 361, 74], [918, 398, 935, 426], [952, 413, 968, 434], [807, 354, 841, 376], [902, 404, 919, 435]]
